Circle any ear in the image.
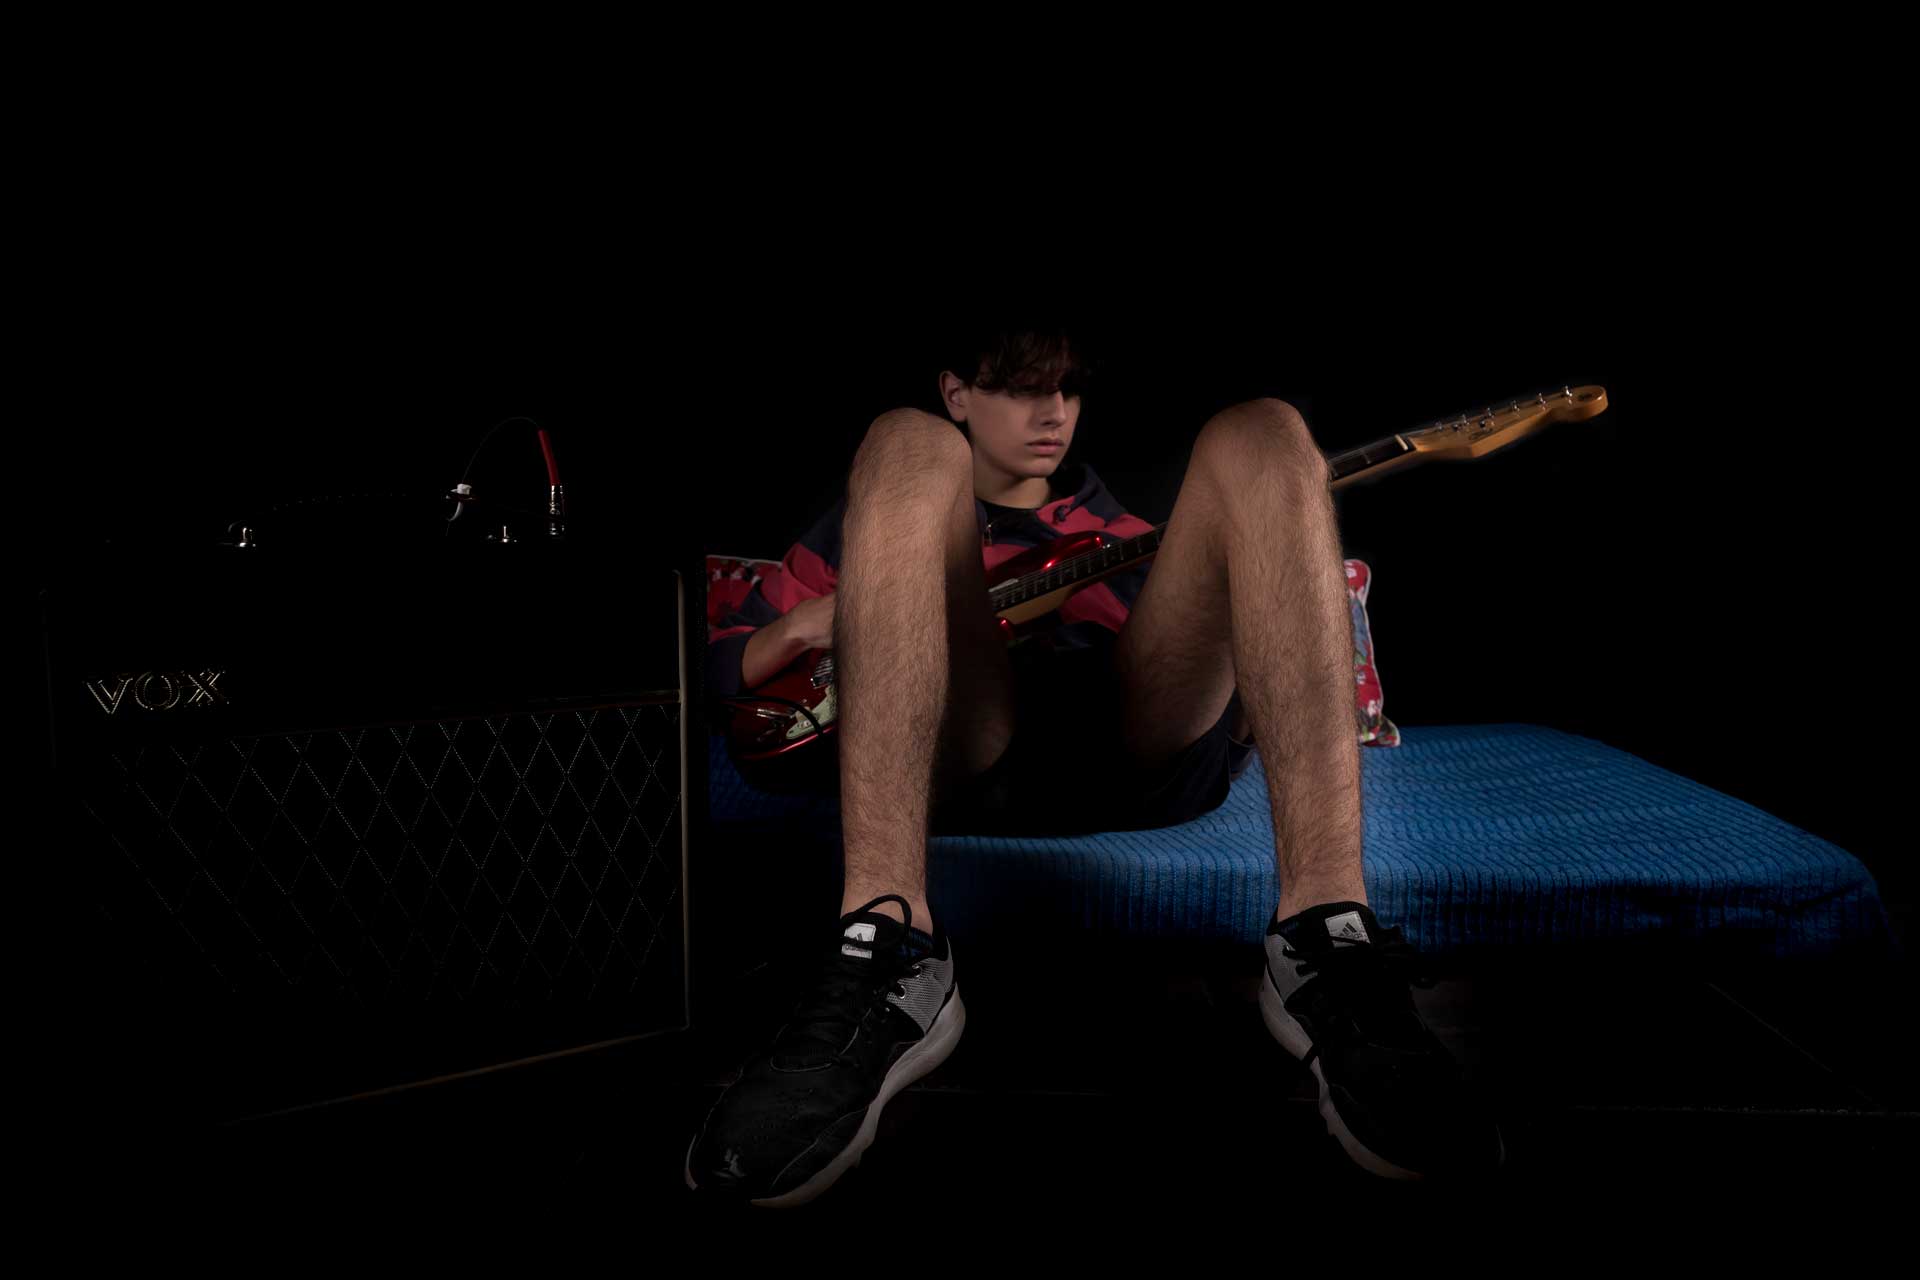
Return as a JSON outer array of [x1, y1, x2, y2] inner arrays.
[[937, 370, 971, 423]]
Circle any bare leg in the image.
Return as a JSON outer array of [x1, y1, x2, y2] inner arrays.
[[835, 410, 1019, 932], [1110, 399, 1365, 923]]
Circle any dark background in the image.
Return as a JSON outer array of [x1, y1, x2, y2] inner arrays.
[[33, 242, 1904, 920]]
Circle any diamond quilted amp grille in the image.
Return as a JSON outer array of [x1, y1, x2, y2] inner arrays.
[[75, 701, 685, 1007]]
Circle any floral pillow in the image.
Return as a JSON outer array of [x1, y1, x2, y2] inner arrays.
[[706, 555, 784, 634], [1346, 559, 1401, 748], [706, 553, 1399, 747]]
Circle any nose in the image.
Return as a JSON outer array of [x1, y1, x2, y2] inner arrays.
[[1037, 391, 1068, 424]]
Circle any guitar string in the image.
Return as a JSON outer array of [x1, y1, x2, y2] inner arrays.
[[988, 393, 1562, 605], [737, 394, 1577, 743], [989, 432, 1375, 600], [747, 422, 1422, 726]]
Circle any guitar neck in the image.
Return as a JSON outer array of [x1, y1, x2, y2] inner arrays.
[[985, 432, 1415, 613], [1327, 433, 1423, 487]]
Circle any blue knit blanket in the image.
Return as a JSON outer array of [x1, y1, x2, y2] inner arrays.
[[706, 723, 1898, 964]]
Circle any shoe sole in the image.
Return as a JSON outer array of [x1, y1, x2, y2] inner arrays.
[[1258, 966, 1505, 1181], [684, 983, 968, 1208]]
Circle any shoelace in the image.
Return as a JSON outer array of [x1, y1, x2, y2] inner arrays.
[[1282, 930, 1439, 1052], [1284, 930, 1435, 986], [775, 941, 920, 1064]]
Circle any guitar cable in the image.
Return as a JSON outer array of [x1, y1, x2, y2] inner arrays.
[[446, 415, 547, 535], [710, 692, 828, 743]]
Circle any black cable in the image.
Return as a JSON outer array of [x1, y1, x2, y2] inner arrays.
[[460, 415, 543, 486], [223, 490, 445, 543], [218, 416, 549, 543], [446, 416, 544, 536]]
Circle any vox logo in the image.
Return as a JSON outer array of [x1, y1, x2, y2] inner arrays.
[[85, 670, 228, 715]]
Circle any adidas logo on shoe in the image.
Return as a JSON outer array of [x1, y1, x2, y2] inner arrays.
[[1325, 910, 1370, 944]]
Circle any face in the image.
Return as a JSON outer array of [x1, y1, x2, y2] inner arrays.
[[941, 364, 1082, 481]]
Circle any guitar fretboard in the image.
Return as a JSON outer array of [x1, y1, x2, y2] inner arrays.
[[984, 436, 1411, 609], [1328, 435, 1414, 483], [987, 524, 1165, 609]]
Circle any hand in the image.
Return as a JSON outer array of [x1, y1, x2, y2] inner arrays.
[[782, 592, 837, 651]]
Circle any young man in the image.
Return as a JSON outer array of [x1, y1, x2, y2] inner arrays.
[[688, 322, 1502, 1206]]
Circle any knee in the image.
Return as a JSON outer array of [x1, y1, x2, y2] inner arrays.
[[851, 407, 971, 497], [1193, 398, 1323, 493]]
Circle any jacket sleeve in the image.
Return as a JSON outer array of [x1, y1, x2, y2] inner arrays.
[[707, 495, 845, 699]]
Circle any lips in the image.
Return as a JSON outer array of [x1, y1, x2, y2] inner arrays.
[[1028, 440, 1063, 449]]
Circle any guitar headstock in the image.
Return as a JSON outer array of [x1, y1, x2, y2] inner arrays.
[[1405, 385, 1608, 461]]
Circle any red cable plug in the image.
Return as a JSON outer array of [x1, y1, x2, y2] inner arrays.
[[537, 428, 561, 487]]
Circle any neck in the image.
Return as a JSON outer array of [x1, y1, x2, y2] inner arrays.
[[972, 451, 1056, 507]]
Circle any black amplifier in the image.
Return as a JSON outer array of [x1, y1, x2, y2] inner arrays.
[[37, 540, 706, 1126]]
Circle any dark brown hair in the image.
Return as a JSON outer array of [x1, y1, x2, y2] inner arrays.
[[936, 316, 1098, 402]]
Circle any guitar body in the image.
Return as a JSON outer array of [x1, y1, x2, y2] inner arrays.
[[722, 528, 1122, 769]]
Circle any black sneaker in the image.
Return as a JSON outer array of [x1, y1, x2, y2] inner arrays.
[[1260, 901, 1504, 1180], [684, 893, 964, 1207]]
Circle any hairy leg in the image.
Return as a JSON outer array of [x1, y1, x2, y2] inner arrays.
[[1110, 398, 1365, 922], [835, 410, 1019, 932]]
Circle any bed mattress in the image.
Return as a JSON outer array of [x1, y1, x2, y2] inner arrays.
[[705, 724, 1898, 964]]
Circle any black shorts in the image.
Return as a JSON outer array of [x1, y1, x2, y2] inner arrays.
[[928, 643, 1254, 838]]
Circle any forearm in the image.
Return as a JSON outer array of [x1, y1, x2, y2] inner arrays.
[[740, 614, 812, 689]]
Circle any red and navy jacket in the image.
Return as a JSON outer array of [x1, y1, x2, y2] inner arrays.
[[708, 459, 1158, 699]]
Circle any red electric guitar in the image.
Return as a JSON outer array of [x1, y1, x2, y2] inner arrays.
[[719, 385, 1609, 772]]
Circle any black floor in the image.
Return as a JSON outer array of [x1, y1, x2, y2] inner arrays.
[[77, 916, 1915, 1219]]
